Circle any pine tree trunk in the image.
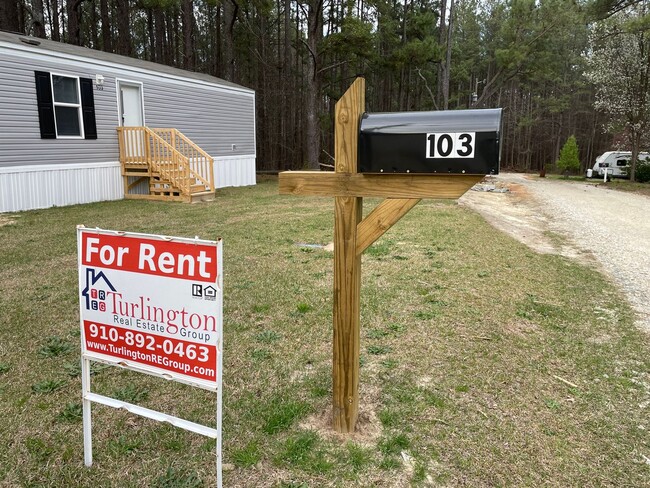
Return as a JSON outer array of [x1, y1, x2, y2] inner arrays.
[[32, 0, 47, 37], [222, 0, 237, 81], [99, 0, 110, 51], [305, 0, 322, 169], [182, 0, 194, 70], [115, 0, 131, 55], [0, 0, 20, 32], [66, 0, 83, 45]]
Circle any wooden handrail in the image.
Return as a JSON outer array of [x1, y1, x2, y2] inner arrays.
[[151, 128, 214, 192]]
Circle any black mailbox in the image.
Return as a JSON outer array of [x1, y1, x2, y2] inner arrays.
[[359, 108, 502, 174]]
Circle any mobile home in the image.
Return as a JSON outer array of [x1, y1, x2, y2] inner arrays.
[[0, 31, 256, 213]]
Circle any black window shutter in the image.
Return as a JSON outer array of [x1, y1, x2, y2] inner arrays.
[[80, 78, 97, 140], [34, 71, 56, 139]]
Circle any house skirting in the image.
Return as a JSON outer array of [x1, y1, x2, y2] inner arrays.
[[0, 155, 256, 213]]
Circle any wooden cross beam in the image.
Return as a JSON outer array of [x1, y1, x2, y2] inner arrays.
[[279, 78, 482, 433]]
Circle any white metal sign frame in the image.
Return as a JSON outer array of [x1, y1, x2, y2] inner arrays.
[[77, 226, 223, 486]]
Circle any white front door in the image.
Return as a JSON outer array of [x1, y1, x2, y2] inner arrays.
[[117, 82, 145, 160], [118, 82, 144, 127]]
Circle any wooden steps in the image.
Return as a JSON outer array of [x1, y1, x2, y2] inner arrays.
[[118, 127, 215, 203]]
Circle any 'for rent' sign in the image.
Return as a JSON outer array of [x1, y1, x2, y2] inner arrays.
[[78, 228, 222, 390]]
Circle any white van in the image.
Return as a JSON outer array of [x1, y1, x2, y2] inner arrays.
[[588, 151, 650, 178]]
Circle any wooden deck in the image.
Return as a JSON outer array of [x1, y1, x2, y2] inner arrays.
[[117, 127, 215, 203]]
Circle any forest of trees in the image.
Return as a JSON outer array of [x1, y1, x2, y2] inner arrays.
[[1, 0, 649, 174]]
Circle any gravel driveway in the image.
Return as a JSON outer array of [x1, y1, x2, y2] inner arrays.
[[460, 173, 650, 332]]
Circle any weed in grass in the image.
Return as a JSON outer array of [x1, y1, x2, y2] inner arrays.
[[422, 389, 446, 408], [279, 483, 309, 488], [517, 294, 563, 321], [393, 255, 408, 261], [477, 271, 490, 278], [108, 435, 142, 456], [63, 360, 108, 377], [455, 385, 469, 393], [359, 355, 367, 367], [378, 456, 401, 470], [201, 438, 215, 453], [414, 310, 437, 320], [379, 408, 400, 427], [31, 379, 67, 394], [232, 441, 261, 467], [381, 359, 398, 369], [367, 345, 392, 355], [251, 348, 271, 361], [309, 383, 329, 399], [387, 323, 405, 333], [276, 431, 332, 474], [367, 240, 393, 258], [163, 435, 187, 452], [68, 327, 81, 337], [262, 400, 311, 435], [345, 442, 373, 472], [58, 402, 82, 422], [425, 297, 448, 306], [367, 329, 389, 339], [379, 433, 410, 456], [113, 384, 149, 403], [256, 330, 281, 343], [0, 362, 10, 374], [38, 336, 72, 358], [153, 466, 203, 488], [413, 461, 427, 482], [24, 437, 53, 462], [296, 303, 312, 314], [252, 303, 271, 314], [544, 399, 561, 410]]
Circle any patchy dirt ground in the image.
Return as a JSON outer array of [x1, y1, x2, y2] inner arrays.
[[460, 173, 650, 333]]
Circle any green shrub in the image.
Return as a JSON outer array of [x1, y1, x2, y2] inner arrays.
[[635, 161, 650, 183]]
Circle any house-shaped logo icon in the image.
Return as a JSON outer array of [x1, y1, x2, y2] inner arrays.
[[81, 268, 116, 311], [204, 286, 217, 299]]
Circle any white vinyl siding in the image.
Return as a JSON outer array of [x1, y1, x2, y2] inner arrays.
[[0, 48, 256, 169]]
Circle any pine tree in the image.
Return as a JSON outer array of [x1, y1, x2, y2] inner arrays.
[[556, 135, 580, 176]]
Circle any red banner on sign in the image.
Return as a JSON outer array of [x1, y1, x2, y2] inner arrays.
[[81, 233, 218, 282]]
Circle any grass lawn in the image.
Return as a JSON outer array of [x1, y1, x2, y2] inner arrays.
[[1, 178, 649, 487], [546, 174, 650, 196]]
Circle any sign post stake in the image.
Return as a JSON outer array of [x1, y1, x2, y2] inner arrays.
[[82, 357, 93, 467]]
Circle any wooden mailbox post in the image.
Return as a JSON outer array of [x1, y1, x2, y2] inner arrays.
[[279, 78, 488, 433]]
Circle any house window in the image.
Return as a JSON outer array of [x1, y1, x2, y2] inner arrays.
[[34, 70, 97, 140], [51, 75, 83, 137]]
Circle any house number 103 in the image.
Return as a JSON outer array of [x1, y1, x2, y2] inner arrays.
[[426, 132, 475, 159]]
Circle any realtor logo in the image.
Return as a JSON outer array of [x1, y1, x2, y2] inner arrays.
[[191, 284, 203, 298]]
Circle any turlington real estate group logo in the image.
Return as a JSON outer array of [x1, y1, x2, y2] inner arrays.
[[81, 268, 116, 311]]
